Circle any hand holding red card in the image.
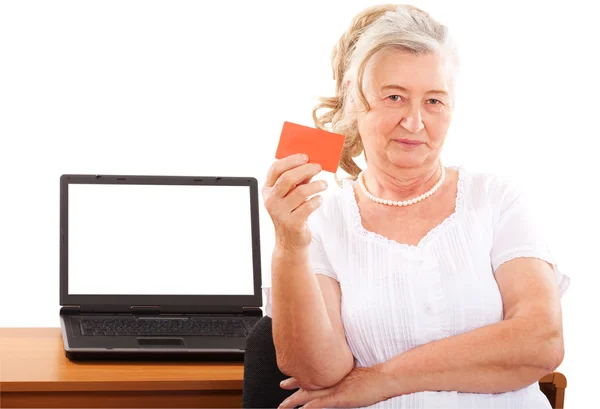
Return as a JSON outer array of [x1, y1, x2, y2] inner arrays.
[[275, 122, 345, 173]]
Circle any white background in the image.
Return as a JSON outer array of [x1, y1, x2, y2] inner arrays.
[[0, 0, 598, 406]]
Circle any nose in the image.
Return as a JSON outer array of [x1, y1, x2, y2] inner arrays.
[[400, 102, 424, 133]]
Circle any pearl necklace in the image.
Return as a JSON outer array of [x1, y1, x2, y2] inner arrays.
[[357, 165, 446, 206]]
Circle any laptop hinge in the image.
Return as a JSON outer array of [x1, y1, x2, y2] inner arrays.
[[242, 306, 263, 316], [130, 305, 161, 315], [60, 305, 81, 314]]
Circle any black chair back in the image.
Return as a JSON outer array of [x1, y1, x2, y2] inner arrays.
[[242, 316, 296, 408]]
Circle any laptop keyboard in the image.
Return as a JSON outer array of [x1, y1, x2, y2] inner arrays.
[[79, 316, 261, 337]]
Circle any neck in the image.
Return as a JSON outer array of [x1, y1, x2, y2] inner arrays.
[[362, 161, 443, 202]]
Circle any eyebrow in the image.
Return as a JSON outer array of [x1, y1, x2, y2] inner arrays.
[[381, 84, 449, 96]]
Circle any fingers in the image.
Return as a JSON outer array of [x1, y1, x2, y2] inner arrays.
[[261, 154, 326, 251], [285, 179, 328, 213], [280, 377, 300, 390], [264, 154, 309, 188], [303, 398, 330, 409], [271, 162, 322, 199], [290, 194, 323, 222], [297, 176, 312, 186], [279, 388, 332, 409], [278, 389, 311, 408]]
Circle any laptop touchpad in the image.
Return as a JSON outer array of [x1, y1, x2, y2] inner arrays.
[[137, 338, 185, 347]]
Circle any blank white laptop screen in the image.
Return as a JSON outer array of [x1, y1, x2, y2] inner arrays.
[[68, 183, 254, 296]]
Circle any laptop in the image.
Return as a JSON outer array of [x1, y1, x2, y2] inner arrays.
[[59, 174, 263, 361]]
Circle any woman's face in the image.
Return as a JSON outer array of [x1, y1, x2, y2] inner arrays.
[[355, 48, 453, 171]]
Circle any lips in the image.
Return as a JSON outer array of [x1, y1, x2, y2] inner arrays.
[[394, 139, 424, 146]]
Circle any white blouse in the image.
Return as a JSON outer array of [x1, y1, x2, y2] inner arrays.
[[263, 165, 570, 408]]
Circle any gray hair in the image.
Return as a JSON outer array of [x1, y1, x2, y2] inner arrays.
[[312, 4, 459, 184]]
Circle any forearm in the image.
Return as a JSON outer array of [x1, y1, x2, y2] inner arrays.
[[377, 317, 562, 396], [271, 246, 346, 387]]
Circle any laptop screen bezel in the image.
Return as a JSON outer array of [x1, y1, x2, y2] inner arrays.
[[59, 174, 262, 311]]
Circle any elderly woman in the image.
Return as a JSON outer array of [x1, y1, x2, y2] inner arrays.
[[261, 4, 570, 408]]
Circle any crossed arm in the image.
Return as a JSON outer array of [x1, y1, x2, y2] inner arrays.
[[300, 256, 565, 397], [376, 256, 564, 396]]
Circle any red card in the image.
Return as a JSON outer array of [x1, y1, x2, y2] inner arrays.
[[275, 121, 345, 173]]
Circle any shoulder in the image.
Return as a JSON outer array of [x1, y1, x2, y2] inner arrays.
[[460, 166, 522, 202], [462, 167, 512, 195], [459, 166, 528, 227]]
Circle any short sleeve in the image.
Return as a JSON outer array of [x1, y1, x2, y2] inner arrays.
[[490, 180, 570, 297], [262, 286, 273, 317], [307, 212, 339, 282]]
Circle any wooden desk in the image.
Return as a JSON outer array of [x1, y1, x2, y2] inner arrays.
[[0, 328, 243, 408], [0, 328, 567, 408]]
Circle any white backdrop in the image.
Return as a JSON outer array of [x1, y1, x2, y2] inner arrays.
[[1, 0, 597, 406]]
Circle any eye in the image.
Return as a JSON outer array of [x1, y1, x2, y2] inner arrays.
[[388, 95, 403, 102], [427, 99, 442, 105]]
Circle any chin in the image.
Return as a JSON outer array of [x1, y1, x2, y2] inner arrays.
[[387, 152, 425, 169]]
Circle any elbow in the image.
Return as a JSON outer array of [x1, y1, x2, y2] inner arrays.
[[544, 333, 565, 372], [304, 367, 350, 389], [276, 349, 353, 389], [277, 357, 345, 389], [516, 312, 565, 375], [276, 354, 296, 379], [530, 331, 564, 376]]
